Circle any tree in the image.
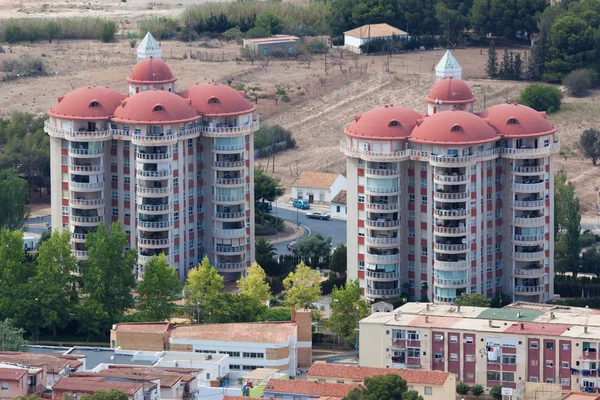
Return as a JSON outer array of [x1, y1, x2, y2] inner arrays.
[[565, 69, 597, 97], [245, 26, 269, 39], [490, 385, 503, 400], [201, 293, 268, 323], [255, 238, 279, 276], [0, 169, 29, 230], [283, 261, 322, 309], [0, 318, 29, 351], [137, 254, 181, 322], [528, 35, 548, 81], [486, 41, 498, 78], [471, 384, 485, 397], [554, 172, 582, 276], [34, 230, 77, 336], [184, 256, 224, 306], [435, 0, 473, 44], [254, 168, 285, 223], [343, 374, 419, 400], [75, 299, 109, 343], [513, 53, 523, 80], [241, 46, 263, 65], [293, 234, 332, 267], [581, 247, 600, 277], [456, 382, 470, 396], [519, 84, 561, 113], [454, 293, 491, 307], [44, 21, 61, 43], [237, 262, 271, 303], [579, 129, 600, 165], [328, 280, 370, 341], [82, 222, 136, 326], [500, 47, 513, 79], [329, 244, 347, 276], [80, 390, 128, 400], [546, 14, 595, 80], [0, 228, 25, 285], [98, 21, 117, 43], [255, 12, 283, 36]]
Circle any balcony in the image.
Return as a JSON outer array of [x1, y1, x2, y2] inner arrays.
[[434, 243, 469, 252], [512, 216, 545, 226], [214, 245, 247, 254], [434, 191, 470, 201], [512, 234, 545, 243], [138, 238, 170, 247], [215, 261, 247, 271], [70, 181, 104, 191], [45, 121, 111, 141], [365, 186, 400, 195], [434, 277, 469, 287], [512, 182, 545, 192], [70, 215, 103, 225], [69, 165, 103, 174], [365, 219, 400, 229], [137, 186, 171, 196], [69, 147, 104, 157], [138, 254, 173, 264], [73, 250, 89, 259], [213, 160, 246, 169], [429, 154, 476, 167], [513, 267, 544, 278], [213, 228, 246, 237], [365, 202, 399, 212], [212, 143, 246, 152], [138, 220, 172, 230], [514, 285, 545, 294], [433, 259, 468, 270], [136, 151, 172, 161], [137, 169, 172, 179], [513, 165, 545, 174], [501, 140, 560, 159], [71, 233, 87, 242], [365, 287, 401, 298], [365, 168, 399, 177], [214, 211, 246, 220], [365, 253, 400, 263], [434, 208, 468, 218], [200, 119, 260, 138], [365, 236, 400, 246], [434, 226, 467, 235], [132, 132, 177, 144], [512, 250, 545, 261], [137, 203, 171, 213], [512, 199, 545, 209], [434, 174, 469, 183], [212, 194, 247, 203], [340, 142, 410, 161], [213, 177, 246, 186], [365, 270, 400, 281], [69, 198, 104, 208]]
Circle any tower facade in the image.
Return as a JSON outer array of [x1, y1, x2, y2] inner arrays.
[[45, 59, 258, 281], [341, 77, 559, 304]]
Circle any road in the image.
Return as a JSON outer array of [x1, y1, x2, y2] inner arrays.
[[271, 206, 347, 255], [24, 215, 51, 237]]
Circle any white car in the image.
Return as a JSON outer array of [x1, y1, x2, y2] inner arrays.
[[307, 211, 331, 220]]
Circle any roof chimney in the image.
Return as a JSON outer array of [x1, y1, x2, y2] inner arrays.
[[425, 316, 429, 323], [585, 326, 589, 334], [520, 323, 524, 330], [489, 320, 493, 327]]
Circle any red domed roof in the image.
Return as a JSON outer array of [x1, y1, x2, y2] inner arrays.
[[425, 77, 476, 105], [181, 83, 256, 116], [344, 105, 422, 139], [48, 86, 126, 120], [409, 110, 498, 145], [127, 58, 176, 84], [112, 90, 199, 124], [478, 103, 557, 138]]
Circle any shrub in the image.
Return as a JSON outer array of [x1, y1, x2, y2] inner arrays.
[[2, 23, 23, 43], [2, 55, 47, 80], [44, 21, 61, 43], [254, 124, 296, 156], [139, 17, 180, 40], [281, 94, 290, 102], [564, 68, 598, 97], [456, 382, 470, 396], [471, 384, 485, 397], [98, 21, 117, 43], [307, 39, 327, 54], [223, 27, 242, 41], [245, 26, 269, 39], [255, 12, 283, 36], [490, 385, 502, 400], [519, 84, 561, 113], [581, 230, 598, 248], [129, 39, 137, 48]]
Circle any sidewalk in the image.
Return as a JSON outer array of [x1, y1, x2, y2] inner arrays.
[[275, 199, 347, 221]]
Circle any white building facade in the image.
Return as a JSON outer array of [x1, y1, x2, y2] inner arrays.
[[341, 77, 559, 304], [45, 55, 258, 280]]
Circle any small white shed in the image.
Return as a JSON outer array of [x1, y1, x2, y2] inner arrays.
[[292, 171, 347, 205], [343, 23, 409, 53]]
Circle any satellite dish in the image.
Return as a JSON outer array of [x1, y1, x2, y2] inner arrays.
[[461, 238, 467, 244], [438, 99, 444, 105], [26, 378, 31, 385], [110, 355, 115, 360]]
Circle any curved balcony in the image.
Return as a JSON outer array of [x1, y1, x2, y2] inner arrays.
[[512, 199, 545, 209], [136, 186, 172, 197], [69, 165, 103, 174], [434, 243, 469, 253], [512, 250, 545, 261], [512, 234, 545, 243], [365, 186, 400, 195], [200, 119, 260, 138], [434, 208, 468, 219], [365, 236, 400, 247], [212, 143, 246, 152], [138, 220, 173, 231], [514, 285, 545, 294], [365, 203, 399, 212], [71, 233, 87, 242], [512, 216, 545, 226], [365, 253, 400, 264], [212, 194, 247, 204], [433, 174, 469, 183], [340, 142, 410, 162], [136, 151, 172, 162], [214, 211, 246, 221], [513, 165, 545, 174], [137, 203, 171, 213], [365, 270, 400, 281], [137, 169, 172, 179], [365, 168, 399, 177], [429, 154, 475, 167], [215, 261, 247, 272], [70, 215, 103, 226], [213, 160, 246, 169], [433, 259, 469, 271], [69, 198, 104, 208], [434, 226, 467, 235], [138, 254, 173, 265], [45, 121, 112, 141], [132, 133, 177, 145], [434, 191, 470, 201], [513, 267, 545, 278], [214, 245, 247, 255], [213, 228, 246, 238], [501, 141, 560, 159], [138, 238, 170, 248], [512, 182, 545, 192], [434, 295, 457, 304], [213, 177, 246, 186], [365, 219, 400, 229], [70, 181, 104, 191], [365, 287, 401, 298], [69, 147, 104, 157], [434, 278, 469, 288], [73, 250, 89, 259]]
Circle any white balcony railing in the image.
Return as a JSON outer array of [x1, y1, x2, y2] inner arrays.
[[366, 186, 400, 194], [213, 228, 246, 237], [137, 204, 170, 212], [73, 250, 89, 258], [340, 143, 410, 160], [70, 198, 104, 207], [434, 243, 469, 251], [365, 168, 399, 176], [201, 120, 259, 136], [434, 278, 469, 286], [365, 203, 399, 211], [434, 226, 467, 234], [434, 174, 469, 183], [70, 181, 104, 190], [434, 260, 468, 269], [365, 219, 400, 228], [138, 238, 170, 246], [513, 199, 545, 208], [70, 215, 103, 224], [136, 151, 172, 161], [214, 245, 246, 253], [513, 234, 545, 242], [213, 143, 246, 151], [512, 250, 545, 260], [366, 236, 400, 245], [512, 216, 545, 226], [137, 169, 172, 178], [512, 182, 545, 191], [137, 186, 171, 195], [69, 147, 104, 156], [366, 270, 400, 280], [365, 287, 401, 297], [502, 141, 560, 156], [434, 191, 470, 200], [513, 267, 544, 277], [215, 261, 247, 271], [214, 211, 246, 219], [213, 177, 246, 185], [213, 160, 246, 168], [366, 253, 400, 263], [138, 220, 172, 229], [212, 194, 247, 202], [434, 208, 468, 217], [69, 165, 103, 173], [132, 133, 178, 143], [514, 165, 545, 173], [514, 285, 545, 294]]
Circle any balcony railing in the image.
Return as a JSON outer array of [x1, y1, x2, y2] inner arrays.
[[213, 143, 246, 151], [71, 233, 87, 240], [512, 250, 545, 260], [365, 168, 399, 176], [213, 194, 247, 202], [200, 120, 259, 136], [70, 215, 103, 224], [366, 270, 400, 280], [215, 261, 247, 271], [214, 211, 246, 219], [137, 186, 171, 195], [213, 228, 246, 237], [73, 250, 89, 258], [513, 199, 545, 208], [137, 169, 172, 178], [138, 220, 172, 229], [434, 243, 469, 251], [365, 219, 400, 228], [514, 165, 545, 173], [512, 182, 545, 191], [366, 236, 400, 245], [136, 151, 172, 161], [434, 191, 469, 200], [137, 204, 170, 212], [513, 267, 544, 277], [45, 121, 111, 140], [502, 141, 560, 156], [430, 154, 476, 165], [70, 181, 104, 190], [434, 278, 469, 286], [214, 245, 246, 253], [138, 238, 170, 246], [365, 203, 399, 211], [514, 285, 545, 294], [70, 198, 104, 207], [69, 147, 104, 156], [366, 253, 400, 263], [434, 208, 468, 217], [213, 160, 246, 168], [513, 234, 545, 242], [434, 260, 468, 269], [366, 185, 400, 194], [70, 165, 102, 173], [512, 216, 545, 226], [213, 177, 246, 185], [434, 226, 467, 234], [340, 143, 410, 160], [434, 174, 469, 182], [132, 133, 178, 143], [365, 287, 401, 297]]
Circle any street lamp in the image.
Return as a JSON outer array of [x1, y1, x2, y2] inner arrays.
[[332, 299, 339, 355], [34, 298, 39, 345], [275, 198, 279, 240], [196, 302, 200, 325], [355, 306, 360, 361], [296, 207, 299, 228]]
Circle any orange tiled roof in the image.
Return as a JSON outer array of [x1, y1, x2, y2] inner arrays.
[[113, 322, 171, 333], [293, 171, 340, 189], [307, 363, 451, 385], [170, 322, 296, 343], [264, 378, 360, 397], [331, 190, 347, 205], [0, 367, 27, 381], [0, 352, 82, 374], [53, 377, 143, 395]]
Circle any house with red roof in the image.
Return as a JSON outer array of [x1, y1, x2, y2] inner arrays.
[[262, 378, 360, 400]]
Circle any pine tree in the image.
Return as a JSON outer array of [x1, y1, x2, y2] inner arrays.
[[501, 48, 512, 80], [529, 35, 548, 81], [513, 53, 523, 80], [486, 41, 498, 78], [522, 51, 529, 79], [509, 52, 515, 79]]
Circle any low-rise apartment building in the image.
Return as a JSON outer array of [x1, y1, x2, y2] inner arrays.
[[52, 377, 145, 400], [0, 366, 44, 399], [0, 352, 82, 387], [262, 379, 359, 399], [359, 302, 600, 394], [306, 362, 455, 400]]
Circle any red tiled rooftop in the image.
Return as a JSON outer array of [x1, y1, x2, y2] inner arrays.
[[264, 378, 360, 397], [113, 322, 171, 333], [171, 322, 296, 343], [504, 322, 572, 336], [0, 352, 81, 374], [307, 363, 452, 385], [53, 377, 143, 395], [0, 367, 27, 381]]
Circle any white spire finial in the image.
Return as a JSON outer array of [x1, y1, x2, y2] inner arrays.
[[137, 32, 162, 62], [435, 50, 462, 82]]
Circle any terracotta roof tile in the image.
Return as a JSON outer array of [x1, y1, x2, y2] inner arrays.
[[170, 322, 296, 343], [264, 379, 360, 397], [307, 363, 452, 385], [0, 367, 27, 381], [293, 171, 340, 189], [331, 190, 347, 205], [344, 23, 408, 38], [98, 368, 182, 387], [53, 377, 143, 395], [0, 352, 81, 374]]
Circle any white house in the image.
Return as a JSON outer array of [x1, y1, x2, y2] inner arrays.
[[343, 23, 409, 53], [292, 171, 347, 205], [435, 50, 462, 81], [330, 190, 347, 218]]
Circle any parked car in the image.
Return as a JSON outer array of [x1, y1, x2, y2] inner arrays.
[[287, 241, 296, 251], [292, 199, 310, 209], [256, 201, 272, 212], [307, 211, 331, 220]]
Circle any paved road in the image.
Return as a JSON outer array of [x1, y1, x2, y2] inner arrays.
[[24, 215, 51, 237], [271, 206, 347, 255]]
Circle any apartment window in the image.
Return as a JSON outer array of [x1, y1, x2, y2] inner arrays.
[[487, 176, 492, 187], [486, 212, 492, 221], [174, 193, 179, 204], [486, 193, 492, 203], [424, 387, 432, 395], [450, 335, 458, 343], [174, 212, 179, 221], [562, 362, 570, 369], [229, 365, 241, 371], [124, 192, 130, 201], [471, 267, 476, 278], [466, 354, 475, 362], [407, 348, 420, 358], [1, 382, 7, 390], [496, 261, 502, 270], [502, 372, 514, 382], [173, 177, 178, 187], [112, 208, 118, 216], [420, 178, 427, 187], [420, 263, 428, 274], [465, 337, 474, 344], [112, 175, 118, 182], [495, 209, 501, 219], [487, 246, 492, 255], [123, 141, 129, 150], [544, 138, 550, 147], [450, 353, 458, 361], [487, 372, 500, 381], [486, 262, 493, 272], [124, 158, 130, 167], [421, 162, 427, 171], [189, 206, 194, 216], [62, 206, 69, 216], [358, 195, 365, 203], [189, 240, 194, 250], [495, 243, 501, 252], [421, 246, 427, 257], [111, 139, 118, 148], [408, 161, 414, 169], [421, 196, 427, 206], [561, 378, 570, 387], [408, 279, 415, 288], [562, 344, 570, 350], [471, 182, 476, 192], [112, 190, 118, 199], [188, 138, 193, 148], [408, 176, 415, 187], [486, 280, 492, 289], [409, 194, 415, 203], [502, 355, 516, 364], [496, 192, 501, 200], [495, 175, 501, 185], [407, 330, 420, 340], [496, 278, 501, 287], [407, 262, 415, 272], [546, 342, 554, 350], [546, 361, 554, 368], [408, 211, 415, 220], [124, 213, 130, 218], [487, 160, 492, 170], [408, 227, 415, 238], [173, 143, 178, 153], [124, 176, 130, 184], [392, 330, 406, 339], [243, 352, 264, 359], [546, 379, 554, 384], [530, 377, 539, 383]]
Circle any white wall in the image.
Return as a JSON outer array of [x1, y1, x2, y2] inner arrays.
[[330, 203, 347, 218], [330, 175, 347, 200]]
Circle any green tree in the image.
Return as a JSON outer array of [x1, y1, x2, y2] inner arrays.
[[293, 233, 332, 267], [80, 389, 128, 400], [254, 167, 285, 223], [328, 280, 370, 341], [245, 26, 270, 39], [0, 228, 25, 285], [490, 385, 503, 400], [398, 0, 438, 35], [202, 293, 268, 323], [0, 169, 29, 230], [343, 374, 418, 400], [82, 222, 136, 326], [435, 0, 473, 44], [579, 129, 600, 165], [241, 46, 263, 65], [456, 382, 470, 395], [98, 21, 117, 43], [546, 14, 595, 79], [329, 243, 347, 276], [513, 53, 523, 80], [327, 0, 404, 36], [471, 384, 485, 397], [44, 21, 61, 43], [0, 318, 29, 351], [255, 12, 283, 36], [75, 299, 110, 343], [237, 262, 271, 303], [565, 69, 597, 97], [454, 293, 491, 307], [184, 256, 223, 306], [283, 261, 322, 309], [255, 238, 279, 277], [486, 41, 498, 78], [519, 84, 561, 113], [554, 172, 582, 276], [581, 247, 600, 276], [34, 230, 77, 336], [499, 47, 513, 79], [137, 254, 181, 322], [528, 35, 549, 81]]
